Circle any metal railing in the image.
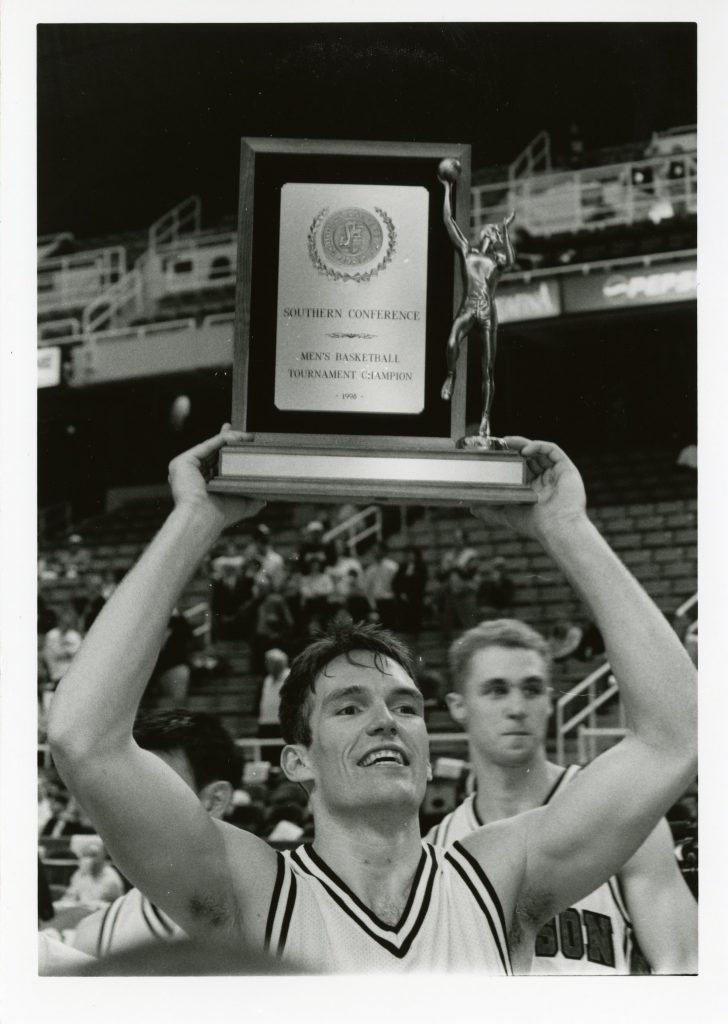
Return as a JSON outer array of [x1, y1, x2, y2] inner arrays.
[[555, 662, 622, 765], [576, 726, 626, 764], [148, 196, 201, 251], [38, 245, 127, 314], [509, 129, 552, 182], [471, 150, 697, 237], [324, 506, 383, 555], [37, 318, 82, 346]]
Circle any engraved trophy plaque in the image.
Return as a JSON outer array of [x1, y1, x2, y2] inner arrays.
[[209, 138, 533, 505]]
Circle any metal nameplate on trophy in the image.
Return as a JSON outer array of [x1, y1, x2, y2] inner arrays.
[[209, 137, 534, 505]]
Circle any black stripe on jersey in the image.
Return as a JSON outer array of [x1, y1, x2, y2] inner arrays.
[[608, 876, 632, 930], [141, 897, 161, 938], [303, 843, 429, 933], [148, 900, 176, 936], [277, 871, 297, 958], [542, 766, 572, 805], [264, 852, 286, 952], [452, 841, 509, 944], [291, 845, 438, 959], [471, 794, 485, 827], [98, 898, 121, 957], [445, 848, 511, 975]]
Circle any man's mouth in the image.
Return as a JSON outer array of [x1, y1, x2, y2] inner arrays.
[[358, 747, 409, 767]]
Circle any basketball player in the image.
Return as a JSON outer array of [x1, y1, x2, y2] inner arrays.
[[48, 427, 696, 973], [427, 619, 698, 974], [72, 709, 240, 957]]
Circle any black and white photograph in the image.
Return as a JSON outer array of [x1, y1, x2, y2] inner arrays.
[[1, 0, 725, 1020]]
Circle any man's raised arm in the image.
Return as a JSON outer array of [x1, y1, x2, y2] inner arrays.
[[466, 437, 697, 922], [48, 428, 278, 937]]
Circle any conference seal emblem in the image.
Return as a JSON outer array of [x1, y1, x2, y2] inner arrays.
[[308, 206, 396, 282]]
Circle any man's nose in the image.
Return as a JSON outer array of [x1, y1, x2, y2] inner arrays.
[[505, 689, 527, 716], [367, 701, 398, 734]]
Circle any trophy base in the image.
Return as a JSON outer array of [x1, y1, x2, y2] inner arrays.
[[208, 444, 536, 506], [456, 434, 510, 452]]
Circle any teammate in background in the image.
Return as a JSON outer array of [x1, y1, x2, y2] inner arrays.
[[427, 619, 698, 974], [72, 709, 240, 957], [48, 428, 696, 973]]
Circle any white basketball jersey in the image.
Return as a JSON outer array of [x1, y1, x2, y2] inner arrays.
[[426, 766, 635, 975], [88, 887, 185, 957], [265, 841, 512, 974]]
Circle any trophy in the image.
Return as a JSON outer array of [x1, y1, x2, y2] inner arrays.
[[208, 138, 533, 506], [437, 157, 515, 450]]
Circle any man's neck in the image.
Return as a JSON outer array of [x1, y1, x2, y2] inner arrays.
[[312, 809, 423, 925], [471, 751, 564, 824]]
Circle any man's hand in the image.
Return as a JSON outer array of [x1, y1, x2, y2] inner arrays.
[[168, 425, 266, 531], [470, 436, 587, 541]]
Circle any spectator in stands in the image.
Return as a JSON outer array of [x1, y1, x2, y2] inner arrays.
[[41, 604, 82, 710], [250, 573, 294, 676], [298, 554, 336, 632], [328, 538, 364, 595], [440, 548, 481, 638], [65, 837, 124, 908], [151, 609, 193, 702], [37, 594, 57, 635], [362, 541, 399, 630], [101, 569, 122, 601], [38, 555, 61, 582], [244, 524, 285, 590], [75, 573, 108, 633], [477, 556, 516, 619], [549, 619, 605, 663], [211, 539, 245, 577], [393, 546, 428, 634], [298, 520, 336, 570], [38, 856, 55, 926], [345, 568, 375, 625], [211, 561, 249, 641], [72, 709, 240, 958], [257, 649, 290, 763], [62, 533, 92, 581], [40, 792, 96, 839]]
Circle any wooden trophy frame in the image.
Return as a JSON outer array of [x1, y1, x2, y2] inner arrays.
[[209, 137, 532, 505]]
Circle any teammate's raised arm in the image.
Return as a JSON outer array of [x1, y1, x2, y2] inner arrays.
[[47, 428, 278, 939], [467, 437, 697, 922]]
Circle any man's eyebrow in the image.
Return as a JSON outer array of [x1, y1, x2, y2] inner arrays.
[[321, 685, 368, 708], [389, 686, 424, 706], [321, 684, 424, 708]]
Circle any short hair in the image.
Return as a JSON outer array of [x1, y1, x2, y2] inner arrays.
[[133, 709, 241, 790], [448, 619, 552, 692], [278, 622, 417, 746]]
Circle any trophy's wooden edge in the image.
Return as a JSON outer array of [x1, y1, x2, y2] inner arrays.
[[208, 476, 536, 506]]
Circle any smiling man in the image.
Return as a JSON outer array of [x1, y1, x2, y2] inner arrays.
[[48, 428, 697, 974], [427, 620, 698, 974]]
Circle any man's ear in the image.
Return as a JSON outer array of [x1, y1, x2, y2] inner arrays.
[[199, 781, 234, 820], [280, 744, 314, 784], [445, 691, 467, 726]]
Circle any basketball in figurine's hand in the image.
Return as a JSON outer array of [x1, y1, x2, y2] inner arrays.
[[437, 158, 462, 183]]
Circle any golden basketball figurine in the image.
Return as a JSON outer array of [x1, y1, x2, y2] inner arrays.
[[438, 157, 516, 449]]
